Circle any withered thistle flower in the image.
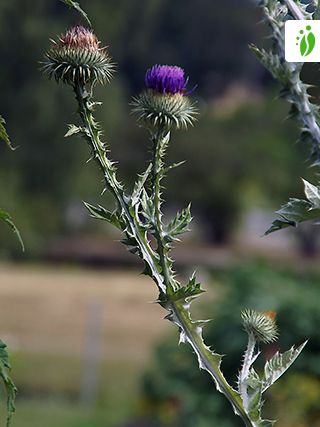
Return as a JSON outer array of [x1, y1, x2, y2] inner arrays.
[[43, 26, 114, 86], [132, 64, 197, 129], [241, 309, 279, 344]]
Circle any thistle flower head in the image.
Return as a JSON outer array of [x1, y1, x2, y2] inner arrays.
[[43, 26, 114, 86], [145, 65, 188, 95], [58, 26, 99, 51], [132, 64, 197, 129], [241, 309, 279, 344]]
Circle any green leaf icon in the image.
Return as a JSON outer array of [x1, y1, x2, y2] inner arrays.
[[300, 31, 316, 57]]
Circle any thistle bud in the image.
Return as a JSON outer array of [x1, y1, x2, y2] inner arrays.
[[132, 64, 197, 129], [43, 26, 114, 86], [241, 309, 278, 344]]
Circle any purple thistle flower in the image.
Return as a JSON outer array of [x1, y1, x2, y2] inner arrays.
[[145, 65, 188, 95]]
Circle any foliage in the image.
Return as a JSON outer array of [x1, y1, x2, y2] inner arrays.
[[141, 262, 320, 427], [0, 115, 24, 250], [0, 341, 17, 427], [266, 179, 320, 234], [0, 115, 14, 150], [253, 0, 320, 234], [60, 0, 91, 27], [0, 0, 311, 252], [0, 209, 24, 252], [42, 2, 306, 424]]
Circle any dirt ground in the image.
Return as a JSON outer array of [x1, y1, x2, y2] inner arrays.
[[0, 264, 168, 362]]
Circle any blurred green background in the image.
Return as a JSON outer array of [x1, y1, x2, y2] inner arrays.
[[0, 0, 320, 426]]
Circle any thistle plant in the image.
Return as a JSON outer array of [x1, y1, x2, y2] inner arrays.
[[0, 115, 23, 250], [252, 0, 320, 234], [43, 9, 306, 427], [0, 114, 19, 426]]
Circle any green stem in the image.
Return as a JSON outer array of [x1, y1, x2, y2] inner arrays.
[[72, 82, 254, 427], [261, 0, 320, 161], [284, 0, 305, 20], [151, 128, 176, 294], [149, 126, 253, 426], [239, 333, 256, 411], [171, 300, 254, 427], [73, 82, 165, 292]]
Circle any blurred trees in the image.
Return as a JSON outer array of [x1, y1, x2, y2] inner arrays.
[[0, 0, 316, 254]]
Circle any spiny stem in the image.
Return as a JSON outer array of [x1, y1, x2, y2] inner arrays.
[[73, 82, 166, 292], [72, 82, 255, 427], [284, 0, 305, 20], [149, 129, 254, 425], [151, 127, 176, 294], [260, 0, 320, 163], [171, 300, 255, 427], [239, 333, 256, 411]]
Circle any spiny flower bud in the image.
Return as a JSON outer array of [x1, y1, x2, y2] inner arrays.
[[132, 64, 197, 129], [241, 309, 279, 344], [43, 26, 114, 86]]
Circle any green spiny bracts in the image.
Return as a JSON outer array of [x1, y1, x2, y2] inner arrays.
[[238, 309, 305, 427], [241, 310, 278, 344], [43, 26, 114, 85], [132, 90, 197, 129], [132, 65, 197, 129]]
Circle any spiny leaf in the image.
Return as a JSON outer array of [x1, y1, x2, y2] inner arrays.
[[303, 178, 320, 208], [131, 164, 152, 207], [246, 367, 261, 390], [164, 160, 186, 174], [0, 115, 14, 150], [65, 124, 83, 138], [0, 209, 24, 251], [140, 189, 155, 224], [266, 179, 320, 234], [160, 275, 205, 306], [255, 1, 320, 167], [262, 341, 307, 392], [0, 340, 17, 427], [84, 202, 123, 230], [60, 0, 91, 27], [164, 204, 192, 242]]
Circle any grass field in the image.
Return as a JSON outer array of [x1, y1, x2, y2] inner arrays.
[[0, 264, 170, 426]]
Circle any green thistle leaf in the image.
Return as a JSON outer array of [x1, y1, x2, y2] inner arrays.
[[131, 164, 152, 207], [164, 204, 192, 242], [0, 115, 14, 150], [160, 275, 205, 306], [262, 341, 307, 392], [0, 209, 24, 251], [303, 178, 320, 208], [84, 202, 123, 230], [0, 340, 17, 427], [266, 179, 320, 234], [65, 124, 83, 138], [140, 189, 155, 225], [60, 0, 91, 27]]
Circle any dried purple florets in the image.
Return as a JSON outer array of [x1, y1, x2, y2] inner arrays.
[[43, 26, 114, 85], [56, 25, 99, 51], [145, 65, 188, 95]]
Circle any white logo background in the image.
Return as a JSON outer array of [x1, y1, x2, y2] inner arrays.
[[285, 20, 320, 62]]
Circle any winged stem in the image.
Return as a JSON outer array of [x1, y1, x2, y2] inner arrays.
[[72, 80, 255, 427]]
